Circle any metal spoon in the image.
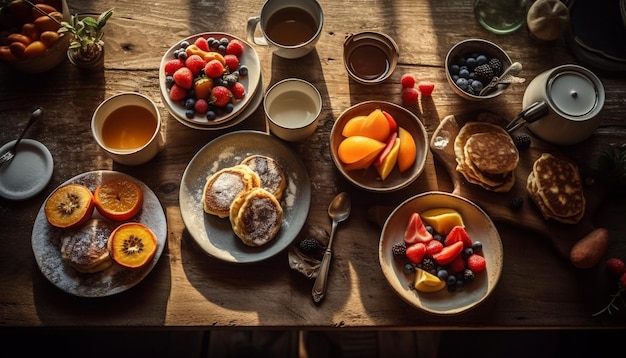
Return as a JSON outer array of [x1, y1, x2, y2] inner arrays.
[[312, 192, 351, 303], [0, 108, 43, 167], [479, 61, 523, 96]]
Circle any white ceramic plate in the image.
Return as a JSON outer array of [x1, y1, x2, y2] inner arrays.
[[379, 191, 503, 315], [31, 171, 167, 297], [159, 32, 261, 127], [0, 139, 53, 200], [180, 131, 311, 263], [174, 73, 264, 131]]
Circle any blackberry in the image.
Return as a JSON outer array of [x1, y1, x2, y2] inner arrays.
[[509, 196, 524, 211], [298, 238, 321, 254], [513, 133, 532, 150], [420, 257, 436, 272], [463, 269, 476, 282], [489, 58, 504, 76], [473, 64, 494, 84], [392, 242, 407, 257]]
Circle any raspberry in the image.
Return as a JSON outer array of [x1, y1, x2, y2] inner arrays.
[[226, 39, 244, 57], [185, 54, 207, 75], [231, 82, 245, 100], [204, 59, 225, 78], [513, 133, 531, 150], [210, 86, 232, 107], [194, 99, 209, 114], [173, 67, 193, 89], [224, 54, 240, 72], [467, 254, 486, 273], [392, 242, 406, 257], [401, 87, 419, 105], [164, 59, 184, 76], [168, 83, 187, 101], [449, 255, 466, 274], [606, 258, 626, 277], [425, 239, 443, 256], [194, 37, 210, 52], [417, 81, 435, 96], [400, 74, 416, 88], [406, 242, 426, 264]]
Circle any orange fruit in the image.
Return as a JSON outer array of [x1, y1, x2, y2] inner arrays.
[[94, 177, 143, 221], [108, 222, 158, 269], [44, 183, 95, 229]]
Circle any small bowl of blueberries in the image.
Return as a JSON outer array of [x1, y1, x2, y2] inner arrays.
[[445, 38, 513, 101]]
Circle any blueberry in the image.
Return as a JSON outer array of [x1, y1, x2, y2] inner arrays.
[[447, 275, 456, 285], [449, 64, 460, 75], [179, 40, 190, 49], [185, 98, 196, 109], [219, 37, 230, 46], [459, 68, 470, 78], [425, 225, 435, 235], [455, 279, 464, 289], [463, 247, 474, 259], [466, 57, 476, 68], [206, 110, 217, 121], [238, 65, 248, 77], [452, 75, 459, 82], [185, 109, 195, 119], [455, 78, 469, 90], [178, 51, 187, 61], [476, 54, 488, 65], [455, 56, 466, 66], [472, 241, 483, 252], [433, 233, 444, 243], [165, 75, 174, 89], [403, 263, 415, 275], [437, 269, 449, 281], [223, 103, 234, 113], [471, 80, 484, 92], [218, 44, 226, 53]]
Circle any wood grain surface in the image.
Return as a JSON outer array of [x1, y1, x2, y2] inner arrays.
[[1, 0, 626, 329]]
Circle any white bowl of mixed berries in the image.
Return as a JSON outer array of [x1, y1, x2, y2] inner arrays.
[[379, 191, 504, 315], [159, 33, 261, 128]]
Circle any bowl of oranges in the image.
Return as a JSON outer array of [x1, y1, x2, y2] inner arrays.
[[330, 101, 429, 192]]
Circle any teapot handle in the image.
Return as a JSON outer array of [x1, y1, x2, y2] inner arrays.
[[506, 101, 549, 134]]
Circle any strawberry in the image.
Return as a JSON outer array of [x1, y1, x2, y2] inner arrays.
[[606, 258, 626, 277], [194, 37, 210, 52], [226, 39, 244, 57], [418, 81, 435, 96], [425, 239, 443, 257], [432, 240, 463, 266], [185, 54, 207, 75], [444, 226, 473, 248], [231, 81, 245, 100], [405, 242, 426, 265], [401, 74, 416, 88], [401, 87, 419, 105], [194, 99, 209, 114], [467, 254, 487, 273], [204, 59, 225, 78], [173, 67, 193, 89], [224, 54, 240, 72], [449, 255, 466, 274], [210, 86, 232, 107], [194, 76, 213, 100], [164, 59, 184, 76], [404, 213, 433, 245], [169, 83, 187, 101]]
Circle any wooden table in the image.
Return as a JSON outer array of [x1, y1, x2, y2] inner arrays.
[[1, 0, 625, 330]]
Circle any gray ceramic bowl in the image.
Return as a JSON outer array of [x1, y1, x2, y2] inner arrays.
[[445, 39, 513, 101]]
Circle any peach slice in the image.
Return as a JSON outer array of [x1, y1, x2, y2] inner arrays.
[[398, 127, 417, 172], [375, 137, 400, 180], [337, 136, 385, 164], [341, 115, 368, 137], [363, 109, 391, 142], [421, 208, 464, 235], [344, 150, 379, 171]]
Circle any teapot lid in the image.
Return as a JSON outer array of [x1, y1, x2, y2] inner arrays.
[[547, 66, 603, 119]]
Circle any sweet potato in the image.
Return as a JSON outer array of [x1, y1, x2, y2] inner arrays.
[[569, 228, 610, 269]]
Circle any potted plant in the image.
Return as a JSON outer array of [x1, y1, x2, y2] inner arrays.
[[59, 8, 113, 71]]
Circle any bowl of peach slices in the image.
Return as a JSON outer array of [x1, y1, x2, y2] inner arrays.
[[330, 101, 428, 192]]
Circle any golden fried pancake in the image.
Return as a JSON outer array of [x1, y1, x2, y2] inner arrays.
[[241, 155, 287, 201], [203, 165, 261, 218], [61, 219, 113, 274], [454, 122, 506, 162], [532, 153, 585, 221], [230, 187, 283, 247], [465, 132, 519, 174]]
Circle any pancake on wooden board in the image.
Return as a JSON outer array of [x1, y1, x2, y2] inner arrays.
[[230, 187, 283, 247], [241, 155, 287, 201], [526, 153, 585, 224], [454, 121, 518, 192], [203, 165, 261, 218]]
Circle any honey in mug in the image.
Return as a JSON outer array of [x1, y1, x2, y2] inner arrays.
[[101, 105, 157, 150], [265, 7, 317, 46]]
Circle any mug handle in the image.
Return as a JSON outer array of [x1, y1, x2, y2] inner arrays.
[[246, 16, 268, 46]]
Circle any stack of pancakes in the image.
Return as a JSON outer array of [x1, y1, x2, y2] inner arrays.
[[454, 121, 519, 192], [527, 153, 585, 224], [203, 155, 286, 246], [61, 219, 114, 273]]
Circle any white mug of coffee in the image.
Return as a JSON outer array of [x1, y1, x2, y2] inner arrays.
[[247, 0, 323, 59]]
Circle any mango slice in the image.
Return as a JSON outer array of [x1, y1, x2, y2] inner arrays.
[[414, 268, 446, 293], [375, 137, 400, 180], [398, 127, 417, 172], [420, 208, 464, 235], [337, 136, 385, 164]]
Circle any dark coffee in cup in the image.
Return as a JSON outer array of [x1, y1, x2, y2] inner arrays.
[[265, 7, 317, 46]]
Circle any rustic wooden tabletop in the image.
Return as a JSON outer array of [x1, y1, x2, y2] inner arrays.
[[1, 0, 625, 329]]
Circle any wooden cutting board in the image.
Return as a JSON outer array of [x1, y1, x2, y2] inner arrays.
[[427, 111, 607, 259]]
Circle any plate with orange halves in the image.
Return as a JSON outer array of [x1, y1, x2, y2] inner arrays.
[[31, 170, 167, 297]]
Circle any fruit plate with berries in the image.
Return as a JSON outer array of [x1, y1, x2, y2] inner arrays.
[[378, 191, 503, 315], [159, 32, 261, 129]]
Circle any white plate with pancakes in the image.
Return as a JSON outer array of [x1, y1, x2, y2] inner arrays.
[[379, 191, 503, 315], [180, 130, 311, 263], [159, 32, 261, 129], [31, 171, 167, 297]]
